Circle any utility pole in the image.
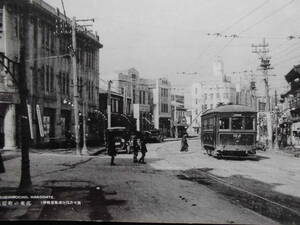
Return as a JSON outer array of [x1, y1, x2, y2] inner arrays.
[[75, 18, 95, 155], [274, 89, 280, 150], [174, 105, 178, 139], [81, 97, 88, 155], [72, 17, 81, 155], [107, 80, 112, 129], [123, 88, 127, 115], [252, 38, 273, 150], [250, 71, 257, 110]]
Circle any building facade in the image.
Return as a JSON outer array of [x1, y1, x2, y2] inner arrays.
[[190, 80, 236, 133], [171, 87, 187, 138], [149, 78, 172, 137], [114, 68, 152, 132], [0, 0, 102, 149]]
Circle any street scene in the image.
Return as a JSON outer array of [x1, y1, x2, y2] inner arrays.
[[0, 0, 300, 224]]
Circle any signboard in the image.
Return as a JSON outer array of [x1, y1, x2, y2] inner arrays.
[[133, 104, 150, 118], [0, 92, 20, 104], [36, 104, 44, 137], [133, 104, 140, 119], [27, 104, 34, 139]]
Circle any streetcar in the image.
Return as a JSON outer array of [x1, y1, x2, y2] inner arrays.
[[201, 104, 257, 159]]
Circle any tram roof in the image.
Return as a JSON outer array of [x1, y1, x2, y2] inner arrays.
[[202, 105, 257, 116]]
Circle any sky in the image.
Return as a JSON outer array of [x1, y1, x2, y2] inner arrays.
[[45, 0, 300, 95]]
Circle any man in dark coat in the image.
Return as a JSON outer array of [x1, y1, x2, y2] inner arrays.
[[139, 137, 148, 164], [133, 135, 139, 163], [107, 135, 117, 166], [180, 133, 189, 152]]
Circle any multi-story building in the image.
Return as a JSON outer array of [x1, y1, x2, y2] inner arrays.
[[112, 68, 152, 131], [148, 78, 172, 137], [0, 0, 102, 149], [281, 64, 300, 147], [190, 80, 236, 133], [230, 72, 256, 109], [171, 87, 187, 138], [189, 58, 237, 133]]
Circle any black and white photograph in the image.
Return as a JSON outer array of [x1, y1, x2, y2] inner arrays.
[[0, 0, 299, 224]]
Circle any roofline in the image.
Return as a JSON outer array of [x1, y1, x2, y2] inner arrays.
[[202, 105, 257, 116], [9, 0, 102, 47]]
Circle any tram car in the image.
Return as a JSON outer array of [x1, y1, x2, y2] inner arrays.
[[201, 105, 257, 159]]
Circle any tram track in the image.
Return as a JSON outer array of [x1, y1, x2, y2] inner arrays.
[[151, 139, 300, 224], [178, 168, 300, 225]]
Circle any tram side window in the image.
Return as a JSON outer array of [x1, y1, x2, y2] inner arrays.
[[209, 118, 214, 129], [203, 119, 208, 129], [207, 119, 210, 129], [232, 117, 243, 130], [245, 117, 254, 130], [219, 117, 230, 130]]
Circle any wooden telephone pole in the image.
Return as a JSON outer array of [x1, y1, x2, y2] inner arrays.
[[71, 17, 81, 155], [252, 38, 273, 149]]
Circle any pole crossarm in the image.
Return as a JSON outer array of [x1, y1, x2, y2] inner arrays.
[[0, 52, 20, 86]]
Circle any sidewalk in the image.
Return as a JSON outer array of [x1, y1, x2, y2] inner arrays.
[[0, 145, 106, 157]]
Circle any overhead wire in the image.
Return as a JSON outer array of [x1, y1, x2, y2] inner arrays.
[[220, 0, 270, 34], [239, 0, 295, 35], [212, 0, 295, 57]]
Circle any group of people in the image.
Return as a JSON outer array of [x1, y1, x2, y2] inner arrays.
[[107, 131, 189, 165], [107, 132, 148, 166]]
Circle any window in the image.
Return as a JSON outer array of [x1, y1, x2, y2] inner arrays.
[[143, 91, 146, 104], [217, 93, 220, 99], [210, 93, 213, 100], [133, 90, 136, 103], [46, 65, 50, 92], [66, 74, 70, 96], [40, 66, 45, 90], [210, 104, 213, 109], [232, 117, 243, 130], [50, 67, 54, 92], [245, 117, 254, 130], [139, 91, 142, 104], [161, 103, 168, 113], [41, 24, 45, 47], [204, 93, 207, 101], [219, 117, 230, 129]]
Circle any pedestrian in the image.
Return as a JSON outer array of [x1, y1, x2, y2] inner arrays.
[[0, 151, 5, 174], [139, 137, 148, 164], [107, 135, 117, 166], [180, 133, 189, 152], [133, 134, 140, 163]]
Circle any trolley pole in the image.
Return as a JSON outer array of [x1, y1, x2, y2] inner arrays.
[[72, 17, 81, 155]]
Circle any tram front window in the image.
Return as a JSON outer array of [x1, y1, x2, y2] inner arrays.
[[219, 118, 229, 129], [232, 117, 243, 130]]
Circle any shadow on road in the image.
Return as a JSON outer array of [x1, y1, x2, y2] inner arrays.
[[39, 186, 127, 221]]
